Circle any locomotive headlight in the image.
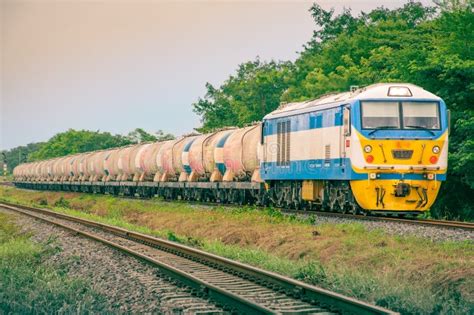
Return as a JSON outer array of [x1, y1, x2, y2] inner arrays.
[[364, 145, 372, 153], [432, 146, 440, 154]]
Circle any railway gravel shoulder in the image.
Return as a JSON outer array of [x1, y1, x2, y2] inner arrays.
[[285, 210, 474, 243], [0, 206, 224, 314]]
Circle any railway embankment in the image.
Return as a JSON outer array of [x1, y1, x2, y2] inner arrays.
[[1, 186, 472, 314], [0, 207, 224, 313], [0, 211, 108, 313]]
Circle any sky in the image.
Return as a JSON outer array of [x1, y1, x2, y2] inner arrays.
[[0, 0, 433, 150]]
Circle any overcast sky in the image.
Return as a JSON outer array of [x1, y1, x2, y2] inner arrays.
[[0, 0, 433, 150]]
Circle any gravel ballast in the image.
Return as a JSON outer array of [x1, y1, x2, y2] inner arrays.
[[0, 207, 224, 314], [302, 213, 474, 242]]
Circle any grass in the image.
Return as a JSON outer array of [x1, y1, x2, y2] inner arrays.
[[1, 186, 473, 314], [0, 211, 107, 313]]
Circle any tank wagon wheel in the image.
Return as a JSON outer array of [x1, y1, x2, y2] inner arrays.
[[240, 190, 250, 205], [230, 190, 241, 205], [183, 189, 190, 201]]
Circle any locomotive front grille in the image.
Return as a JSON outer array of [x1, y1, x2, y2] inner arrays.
[[392, 149, 413, 160]]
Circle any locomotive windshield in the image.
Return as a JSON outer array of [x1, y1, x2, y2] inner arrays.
[[402, 101, 440, 130], [361, 101, 440, 130], [361, 102, 400, 129]]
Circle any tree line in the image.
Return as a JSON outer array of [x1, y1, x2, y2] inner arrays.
[[192, 1, 473, 220], [1, 128, 174, 175]]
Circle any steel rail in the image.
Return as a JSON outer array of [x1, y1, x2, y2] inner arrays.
[[0, 201, 396, 315]]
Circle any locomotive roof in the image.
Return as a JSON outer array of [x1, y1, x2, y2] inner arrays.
[[264, 83, 441, 119]]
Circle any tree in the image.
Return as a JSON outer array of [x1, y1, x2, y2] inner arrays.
[[154, 130, 175, 141], [1, 142, 44, 173], [193, 58, 292, 132], [28, 129, 133, 161]]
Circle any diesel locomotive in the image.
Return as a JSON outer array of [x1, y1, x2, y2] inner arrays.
[[13, 83, 449, 215]]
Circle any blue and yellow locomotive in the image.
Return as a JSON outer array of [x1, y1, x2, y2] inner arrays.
[[261, 83, 449, 214]]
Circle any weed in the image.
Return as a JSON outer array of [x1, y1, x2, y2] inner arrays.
[[0, 213, 107, 313], [167, 231, 182, 243], [54, 196, 70, 208]]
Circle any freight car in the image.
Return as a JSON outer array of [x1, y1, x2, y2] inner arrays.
[[13, 83, 449, 215]]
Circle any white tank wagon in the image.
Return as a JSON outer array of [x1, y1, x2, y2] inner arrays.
[[29, 161, 38, 181], [26, 162, 38, 181], [186, 129, 236, 182], [12, 164, 19, 180], [62, 155, 73, 181], [156, 139, 179, 182], [59, 156, 74, 181], [29, 162, 37, 181], [222, 124, 262, 182], [88, 150, 109, 182], [128, 143, 152, 182], [103, 148, 121, 181], [67, 154, 81, 181], [185, 133, 210, 182], [176, 135, 199, 182], [23, 162, 31, 181], [23, 163, 30, 181], [70, 154, 84, 181], [35, 161, 45, 182], [29, 162, 38, 181], [22, 163, 29, 181], [12, 163, 23, 181], [141, 142, 164, 182], [38, 160, 47, 181], [24, 163, 31, 181], [117, 145, 135, 181], [45, 159, 56, 181], [13, 163, 22, 181], [78, 153, 93, 181], [52, 157, 66, 181]]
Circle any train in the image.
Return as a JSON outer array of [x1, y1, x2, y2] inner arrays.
[[13, 83, 449, 215]]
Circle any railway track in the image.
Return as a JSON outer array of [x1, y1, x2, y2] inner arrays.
[[146, 198, 474, 231], [0, 201, 396, 315], [280, 208, 474, 231]]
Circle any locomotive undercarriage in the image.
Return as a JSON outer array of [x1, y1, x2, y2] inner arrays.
[[265, 180, 359, 213], [14, 179, 361, 214]]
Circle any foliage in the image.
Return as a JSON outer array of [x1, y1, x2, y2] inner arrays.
[[0, 142, 44, 174], [27, 129, 133, 161], [2, 128, 175, 168], [193, 58, 293, 132], [192, 1, 474, 220], [126, 128, 175, 143]]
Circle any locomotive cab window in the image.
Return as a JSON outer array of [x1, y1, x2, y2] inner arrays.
[[361, 102, 400, 129], [402, 102, 440, 130]]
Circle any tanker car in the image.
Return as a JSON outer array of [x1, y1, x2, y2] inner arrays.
[[13, 83, 449, 215]]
